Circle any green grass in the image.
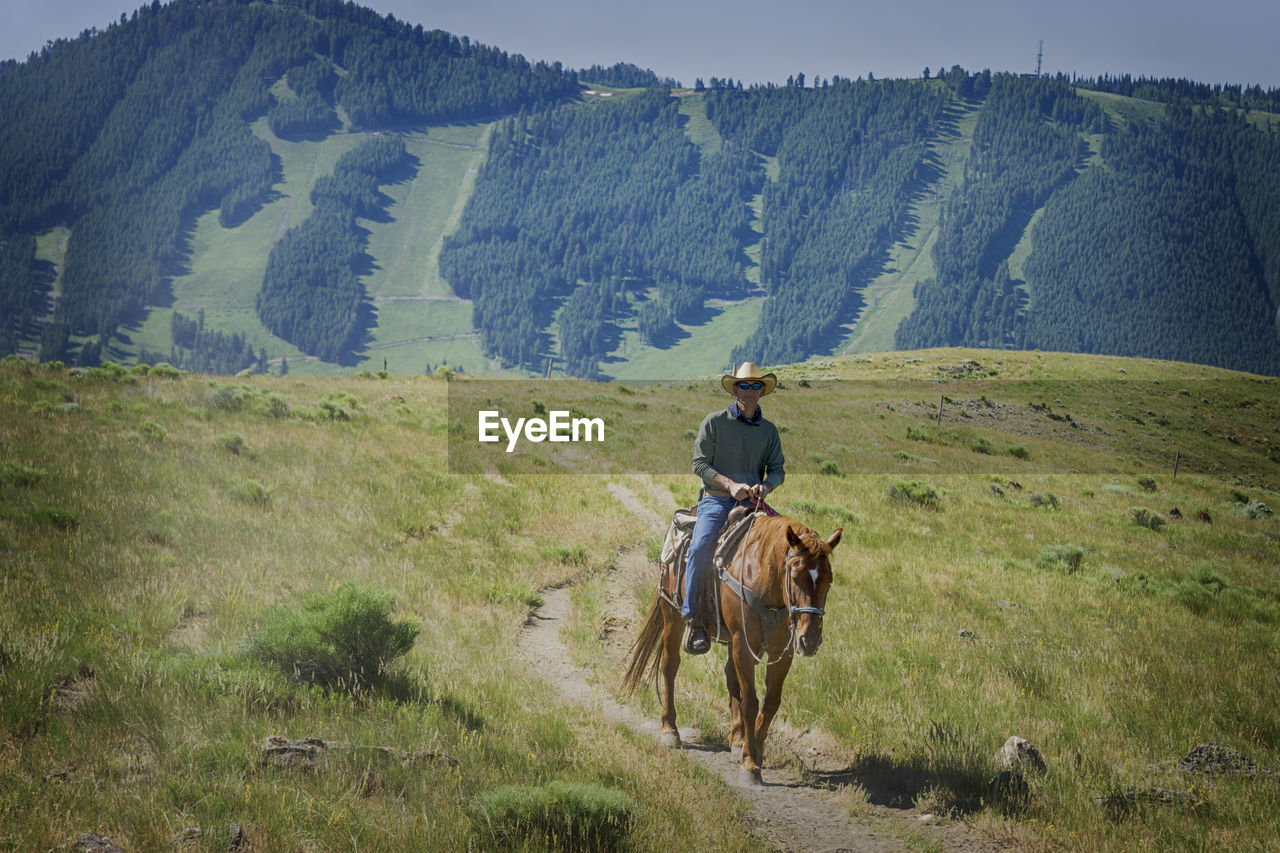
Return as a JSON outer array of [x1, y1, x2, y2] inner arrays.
[[115, 120, 493, 377], [1005, 206, 1042, 282], [360, 299, 490, 376], [602, 298, 762, 379], [10, 226, 73, 357], [676, 92, 722, 157], [362, 125, 489, 302], [1244, 108, 1280, 132], [123, 121, 372, 367], [4, 349, 1279, 850], [33, 226, 69, 315], [841, 102, 980, 355], [575, 348, 1278, 851], [0, 360, 766, 851], [578, 84, 650, 101], [1077, 89, 1168, 130]]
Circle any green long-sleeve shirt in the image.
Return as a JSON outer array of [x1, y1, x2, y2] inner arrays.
[[691, 404, 785, 495]]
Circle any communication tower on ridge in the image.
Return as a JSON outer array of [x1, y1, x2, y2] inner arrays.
[[1035, 40, 1043, 77]]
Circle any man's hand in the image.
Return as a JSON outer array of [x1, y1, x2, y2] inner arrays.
[[728, 481, 753, 501], [749, 483, 771, 501]]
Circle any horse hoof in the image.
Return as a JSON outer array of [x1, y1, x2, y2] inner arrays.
[[658, 731, 682, 749], [737, 768, 763, 787]]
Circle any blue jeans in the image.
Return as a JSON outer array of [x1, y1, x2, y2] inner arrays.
[[682, 493, 745, 621]]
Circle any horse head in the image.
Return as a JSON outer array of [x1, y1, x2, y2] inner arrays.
[[784, 525, 842, 656]]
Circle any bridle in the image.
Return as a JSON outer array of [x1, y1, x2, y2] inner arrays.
[[785, 546, 828, 620], [720, 542, 827, 666]]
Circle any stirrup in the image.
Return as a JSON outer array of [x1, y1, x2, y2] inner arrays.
[[683, 623, 710, 656]]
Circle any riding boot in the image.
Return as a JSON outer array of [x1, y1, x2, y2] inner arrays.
[[683, 618, 710, 655]]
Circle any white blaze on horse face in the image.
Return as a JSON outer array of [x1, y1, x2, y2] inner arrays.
[[809, 568, 819, 586]]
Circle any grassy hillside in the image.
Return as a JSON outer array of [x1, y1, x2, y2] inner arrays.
[[602, 297, 761, 380], [125, 121, 368, 373], [358, 125, 495, 377], [2, 348, 1277, 850], [1078, 89, 1168, 129], [105, 119, 498, 379], [0, 355, 755, 850], [840, 103, 981, 355]]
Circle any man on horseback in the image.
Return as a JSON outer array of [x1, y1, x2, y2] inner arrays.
[[681, 362, 786, 655]]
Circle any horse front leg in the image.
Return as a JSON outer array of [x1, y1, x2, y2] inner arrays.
[[754, 648, 793, 753], [658, 602, 684, 748], [729, 635, 763, 785]]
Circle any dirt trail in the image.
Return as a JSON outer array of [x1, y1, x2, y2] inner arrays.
[[515, 481, 1003, 853]]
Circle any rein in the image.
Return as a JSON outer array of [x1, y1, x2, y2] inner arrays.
[[719, 543, 825, 666]]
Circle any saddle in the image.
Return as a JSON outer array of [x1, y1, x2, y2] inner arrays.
[[657, 503, 763, 645]]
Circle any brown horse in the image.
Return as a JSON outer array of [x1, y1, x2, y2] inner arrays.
[[622, 513, 841, 785]]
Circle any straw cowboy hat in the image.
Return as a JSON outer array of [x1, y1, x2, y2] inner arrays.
[[721, 362, 777, 396]]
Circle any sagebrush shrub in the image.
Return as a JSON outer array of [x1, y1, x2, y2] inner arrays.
[[248, 584, 419, 690], [139, 420, 167, 441], [206, 385, 254, 411], [1037, 544, 1083, 573], [1131, 507, 1166, 531], [301, 392, 361, 421], [888, 480, 940, 509], [230, 479, 272, 506], [0, 462, 46, 487], [473, 781, 635, 852], [267, 395, 290, 418], [969, 436, 992, 454], [905, 425, 931, 442], [149, 363, 185, 379], [34, 506, 80, 530], [1236, 500, 1272, 519]]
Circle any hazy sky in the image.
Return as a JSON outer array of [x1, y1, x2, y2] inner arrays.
[[4, 0, 1279, 89]]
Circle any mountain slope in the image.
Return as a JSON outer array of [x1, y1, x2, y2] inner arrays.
[[0, 0, 577, 371], [2, 3, 1280, 377], [840, 100, 982, 354]]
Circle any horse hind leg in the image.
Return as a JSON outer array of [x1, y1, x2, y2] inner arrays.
[[658, 603, 684, 748]]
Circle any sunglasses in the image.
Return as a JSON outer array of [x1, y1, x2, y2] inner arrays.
[[735, 381, 765, 390]]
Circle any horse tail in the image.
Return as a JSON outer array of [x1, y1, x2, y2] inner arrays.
[[620, 597, 665, 697]]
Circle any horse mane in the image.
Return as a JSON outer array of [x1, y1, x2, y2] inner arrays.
[[741, 515, 829, 593]]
